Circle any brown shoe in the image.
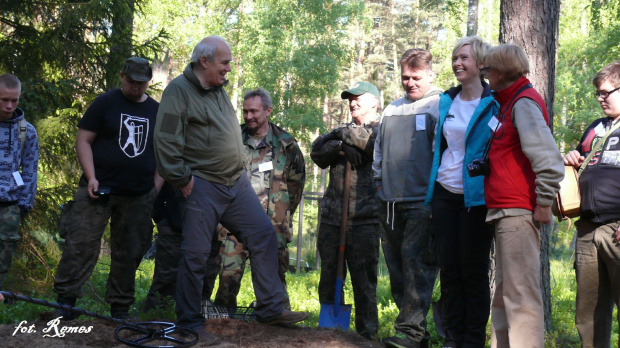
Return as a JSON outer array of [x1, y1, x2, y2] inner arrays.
[[262, 309, 309, 325]]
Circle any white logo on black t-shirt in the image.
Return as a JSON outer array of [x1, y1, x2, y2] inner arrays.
[[119, 114, 149, 158]]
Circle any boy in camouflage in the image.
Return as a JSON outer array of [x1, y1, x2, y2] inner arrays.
[[0, 74, 39, 293]]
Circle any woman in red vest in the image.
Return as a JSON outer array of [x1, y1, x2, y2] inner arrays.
[[481, 44, 564, 348]]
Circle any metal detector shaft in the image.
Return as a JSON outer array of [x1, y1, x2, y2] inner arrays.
[[0, 290, 145, 328]]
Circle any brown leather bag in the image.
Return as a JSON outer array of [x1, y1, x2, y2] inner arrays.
[[552, 120, 620, 221], [552, 166, 580, 220]]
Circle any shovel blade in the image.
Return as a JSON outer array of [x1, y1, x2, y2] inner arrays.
[[318, 302, 352, 330]]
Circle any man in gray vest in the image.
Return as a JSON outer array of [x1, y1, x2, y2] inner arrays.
[[373, 49, 442, 348]]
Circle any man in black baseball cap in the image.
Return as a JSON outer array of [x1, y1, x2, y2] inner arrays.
[[310, 81, 381, 339], [121, 57, 153, 82], [53, 56, 162, 321]]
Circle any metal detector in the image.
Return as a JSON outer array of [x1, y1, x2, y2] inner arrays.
[[0, 291, 198, 348]]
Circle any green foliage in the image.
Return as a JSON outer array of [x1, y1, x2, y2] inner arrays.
[[554, 0, 620, 152]]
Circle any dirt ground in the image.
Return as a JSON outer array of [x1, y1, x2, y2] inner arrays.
[[0, 315, 383, 348]]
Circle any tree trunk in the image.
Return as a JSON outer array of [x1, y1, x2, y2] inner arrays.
[[106, 0, 135, 91], [467, 0, 479, 36], [499, 0, 560, 332]]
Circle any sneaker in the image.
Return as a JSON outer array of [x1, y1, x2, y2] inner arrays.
[[383, 332, 417, 348], [260, 309, 309, 325], [191, 326, 218, 346]]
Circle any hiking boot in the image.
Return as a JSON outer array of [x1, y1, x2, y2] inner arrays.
[[190, 326, 218, 346], [382, 332, 417, 348], [53, 296, 79, 321], [260, 309, 309, 325]]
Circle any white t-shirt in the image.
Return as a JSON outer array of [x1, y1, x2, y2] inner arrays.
[[436, 92, 481, 194]]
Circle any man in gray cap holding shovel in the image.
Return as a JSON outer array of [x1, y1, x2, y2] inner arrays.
[[310, 81, 381, 339], [53, 57, 162, 320]]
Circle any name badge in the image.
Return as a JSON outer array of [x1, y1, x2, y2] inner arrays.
[[416, 114, 426, 131], [258, 161, 273, 172], [13, 171, 24, 186], [488, 116, 501, 131]]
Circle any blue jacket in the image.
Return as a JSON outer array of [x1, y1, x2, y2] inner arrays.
[[424, 83, 497, 207]]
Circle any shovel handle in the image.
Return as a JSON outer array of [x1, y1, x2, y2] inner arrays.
[[337, 161, 352, 280]]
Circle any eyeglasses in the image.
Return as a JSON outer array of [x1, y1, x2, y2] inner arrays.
[[481, 67, 491, 76], [595, 86, 620, 99]]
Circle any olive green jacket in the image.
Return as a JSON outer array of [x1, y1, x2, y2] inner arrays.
[[154, 63, 244, 188]]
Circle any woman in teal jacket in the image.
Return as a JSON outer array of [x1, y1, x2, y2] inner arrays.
[[424, 36, 497, 348]]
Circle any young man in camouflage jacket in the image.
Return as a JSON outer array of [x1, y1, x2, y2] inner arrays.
[[211, 88, 305, 310]]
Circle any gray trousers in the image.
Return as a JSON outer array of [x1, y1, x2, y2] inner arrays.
[[175, 174, 283, 329]]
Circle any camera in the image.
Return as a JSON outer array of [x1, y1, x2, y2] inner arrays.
[[94, 187, 111, 196], [467, 157, 490, 177]]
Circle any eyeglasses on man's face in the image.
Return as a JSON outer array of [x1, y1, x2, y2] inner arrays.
[[480, 67, 491, 76], [595, 86, 620, 99]]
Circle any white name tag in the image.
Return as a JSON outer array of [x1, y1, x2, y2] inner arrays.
[[258, 161, 273, 172], [416, 114, 426, 131], [13, 171, 24, 186], [488, 116, 501, 131]]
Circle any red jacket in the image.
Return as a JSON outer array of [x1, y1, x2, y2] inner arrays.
[[484, 76, 549, 211]]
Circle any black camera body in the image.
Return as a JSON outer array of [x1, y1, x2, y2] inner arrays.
[[467, 157, 490, 177]]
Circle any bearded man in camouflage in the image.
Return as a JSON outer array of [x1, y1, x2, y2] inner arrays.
[[310, 82, 381, 339], [212, 88, 305, 309]]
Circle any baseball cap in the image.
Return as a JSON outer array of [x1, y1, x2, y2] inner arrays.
[[341, 81, 380, 99], [120, 57, 153, 82]]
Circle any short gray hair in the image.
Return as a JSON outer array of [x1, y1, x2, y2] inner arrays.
[[0, 73, 21, 91], [191, 36, 227, 63], [244, 88, 272, 109]]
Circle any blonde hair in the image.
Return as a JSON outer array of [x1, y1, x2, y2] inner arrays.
[[452, 36, 490, 80], [483, 44, 530, 82]]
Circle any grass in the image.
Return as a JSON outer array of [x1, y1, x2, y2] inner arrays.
[[1, 218, 617, 347]]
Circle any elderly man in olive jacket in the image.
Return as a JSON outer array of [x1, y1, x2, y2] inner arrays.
[[153, 36, 307, 342]]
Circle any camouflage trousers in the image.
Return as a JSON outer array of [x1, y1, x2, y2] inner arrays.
[[213, 229, 290, 309], [0, 204, 21, 290], [378, 201, 439, 344], [317, 222, 380, 338], [144, 219, 220, 311], [53, 186, 156, 308]]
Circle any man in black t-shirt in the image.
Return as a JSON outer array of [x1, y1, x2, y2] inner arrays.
[[53, 57, 163, 320]]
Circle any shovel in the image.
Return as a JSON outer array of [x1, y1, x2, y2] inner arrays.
[[319, 160, 352, 330]]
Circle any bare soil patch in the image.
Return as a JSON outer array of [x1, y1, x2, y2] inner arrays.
[[0, 316, 383, 347]]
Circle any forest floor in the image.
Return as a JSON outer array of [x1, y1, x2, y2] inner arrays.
[[0, 314, 382, 347]]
